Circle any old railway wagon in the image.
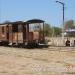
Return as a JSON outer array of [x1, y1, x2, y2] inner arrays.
[[0, 19, 46, 48]]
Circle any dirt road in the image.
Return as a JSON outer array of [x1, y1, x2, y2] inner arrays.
[[0, 46, 75, 75]]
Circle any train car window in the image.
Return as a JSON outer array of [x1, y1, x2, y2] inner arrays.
[[12, 24, 18, 32], [6, 26, 9, 33], [9, 26, 12, 33], [2, 26, 5, 34], [18, 25, 22, 32]]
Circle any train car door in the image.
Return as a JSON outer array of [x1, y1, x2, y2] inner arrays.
[[6, 25, 9, 42], [23, 25, 26, 43]]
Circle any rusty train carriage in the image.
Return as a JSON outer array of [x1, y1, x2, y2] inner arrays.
[[0, 19, 46, 48]]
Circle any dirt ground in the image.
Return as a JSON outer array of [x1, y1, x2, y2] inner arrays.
[[0, 46, 75, 75]]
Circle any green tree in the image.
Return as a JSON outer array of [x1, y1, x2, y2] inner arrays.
[[64, 20, 74, 30], [44, 23, 52, 36], [52, 27, 62, 36], [39, 23, 52, 37]]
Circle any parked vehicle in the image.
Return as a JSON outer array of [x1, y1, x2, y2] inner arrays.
[[0, 19, 48, 48]]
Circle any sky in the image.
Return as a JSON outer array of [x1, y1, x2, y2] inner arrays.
[[0, 0, 75, 27]]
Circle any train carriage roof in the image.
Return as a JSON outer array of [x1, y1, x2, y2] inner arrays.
[[0, 19, 45, 25], [0, 22, 11, 25], [0, 21, 26, 25], [26, 19, 44, 24]]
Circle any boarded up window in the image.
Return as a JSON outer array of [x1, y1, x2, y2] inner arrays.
[[12, 24, 18, 32]]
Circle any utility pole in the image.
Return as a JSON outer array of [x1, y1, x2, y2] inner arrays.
[[56, 1, 65, 46]]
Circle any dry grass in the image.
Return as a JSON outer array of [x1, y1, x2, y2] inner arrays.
[[0, 46, 75, 75]]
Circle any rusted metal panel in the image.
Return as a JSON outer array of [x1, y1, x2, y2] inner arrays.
[[0, 26, 7, 41], [18, 32, 23, 43], [29, 32, 33, 42], [33, 31, 39, 40]]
